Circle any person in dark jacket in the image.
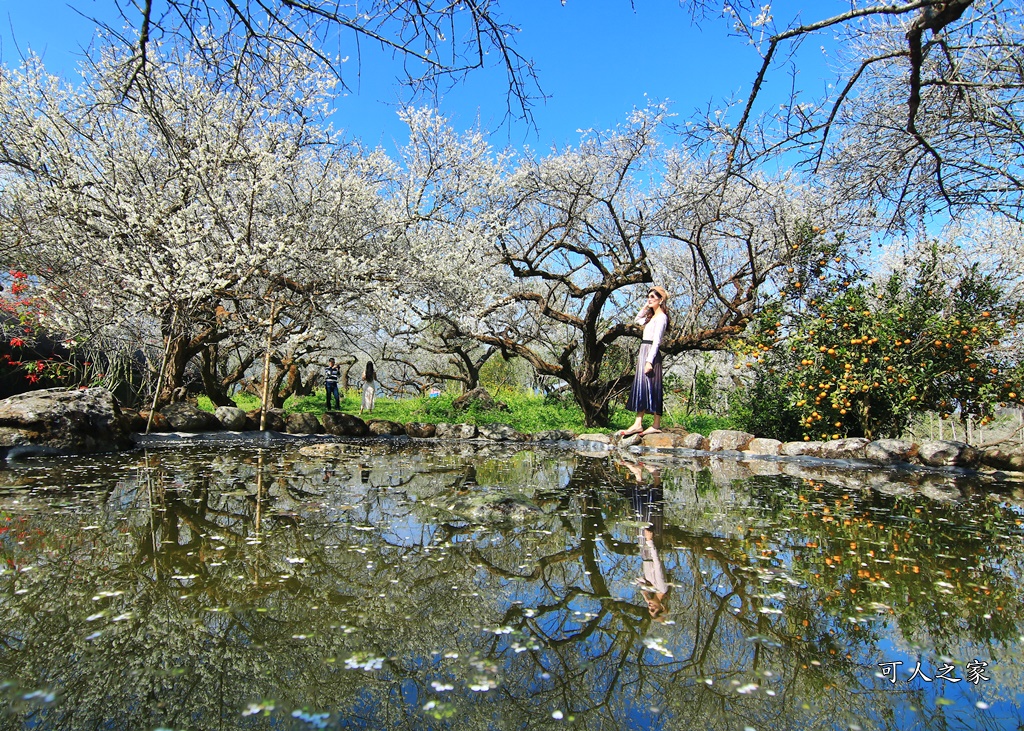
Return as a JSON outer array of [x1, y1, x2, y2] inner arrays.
[[324, 358, 341, 410]]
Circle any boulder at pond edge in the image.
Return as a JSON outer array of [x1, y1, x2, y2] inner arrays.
[[321, 412, 368, 437], [0, 387, 131, 459], [160, 403, 221, 432]]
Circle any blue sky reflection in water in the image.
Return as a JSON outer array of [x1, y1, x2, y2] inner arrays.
[[1, 442, 1023, 729]]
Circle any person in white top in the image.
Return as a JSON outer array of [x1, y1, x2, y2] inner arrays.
[[360, 361, 376, 414], [620, 286, 669, 437]]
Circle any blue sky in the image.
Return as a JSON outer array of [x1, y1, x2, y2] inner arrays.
[[0, 0, 837, 153]]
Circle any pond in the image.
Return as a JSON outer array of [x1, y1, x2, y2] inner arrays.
[[1, 439, 1023, 730]]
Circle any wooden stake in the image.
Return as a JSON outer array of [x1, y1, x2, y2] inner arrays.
[[146, 307, 178, 435], [259, 298, 279, 432]]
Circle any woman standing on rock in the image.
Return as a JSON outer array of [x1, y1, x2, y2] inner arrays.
[[619, 286, 669, 437]]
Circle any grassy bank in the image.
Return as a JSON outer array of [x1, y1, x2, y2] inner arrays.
[[198, 388, 740, 435]]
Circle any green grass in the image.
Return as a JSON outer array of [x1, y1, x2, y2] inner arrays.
[[197, 393, 263, 412], [198, 387, 744, 435], [285, 388, 592, 432]]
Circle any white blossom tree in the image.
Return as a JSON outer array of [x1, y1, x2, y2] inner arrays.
[[652, 148, 856, 349], [0, 34, 395, 406], [365, 108, 514, 396], [386, 106, 850, 426]]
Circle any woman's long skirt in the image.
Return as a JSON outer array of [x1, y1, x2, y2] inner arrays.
[[361, 383, 376, 412], [625, 343, 663, 415]]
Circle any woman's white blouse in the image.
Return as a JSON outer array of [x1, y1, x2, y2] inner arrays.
[[635, 310, 667, 365]]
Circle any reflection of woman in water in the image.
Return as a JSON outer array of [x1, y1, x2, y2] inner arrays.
[[620, 460, 670, 620]]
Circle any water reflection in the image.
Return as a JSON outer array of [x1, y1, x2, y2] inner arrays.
[[0, 442, 1022, 730], [618, 459, 670, 622]]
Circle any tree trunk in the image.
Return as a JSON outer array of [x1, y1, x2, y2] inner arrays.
[[275, 363, 308, 405], [200, 345, 234, 407], [858, 400, 873, 440], [571, 373, 634, 427], [339, 356, 356, 391], [270, 365, 290, 408], [156, 336, 193, 408]]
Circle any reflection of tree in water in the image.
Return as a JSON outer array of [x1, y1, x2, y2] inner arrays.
[[0, 445, 1022, 729]]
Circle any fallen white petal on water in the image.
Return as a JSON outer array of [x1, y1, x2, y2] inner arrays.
[[345, 654, 384, 671], [242, 702, 275, 716], [643, 638, 674, 658], [92, 591, 124, 600]]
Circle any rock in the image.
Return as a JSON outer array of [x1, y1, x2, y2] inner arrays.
[[709, 458, 754, 485], [575, 449, 613, 458], [641, 432, 689, 449], [745, 438, 782, 456], [446, 494, 542, 523], [744, 458, 783, 476], [531, 429, 576, 442], [662, 426, 691, 436], [680, 433, 708, 450], [321, 412, 368, 437], [214, 406, 248, 431], [404, 422, 437, 438], [980, 445, 1024, 471], [576, 433, 612, 444], [708, 430, 755, 452], [917, 440, 979, 468], [781, 441, 825, 457], [367, 419, 405, 436], [435, 423, 478, 439], [451, 387, 507, 411], [865, 439, 919, 465], [918, 481, 963, 504], [138, 410, 171, 432], [818, 438, 869, 460], [478, 423, 525, 441], [0, 387, 131, 458], [245, 408, 286, 432], [116, 408, 146, 433], [268, 409, 287, 431], [158, 403, 221, 432], [618, 434, 643, 448], [298, 443, 350, 457], [285, 412, 323, 434]]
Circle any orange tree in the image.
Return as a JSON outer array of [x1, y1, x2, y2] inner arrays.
[[734, 246, 1023, 440]]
